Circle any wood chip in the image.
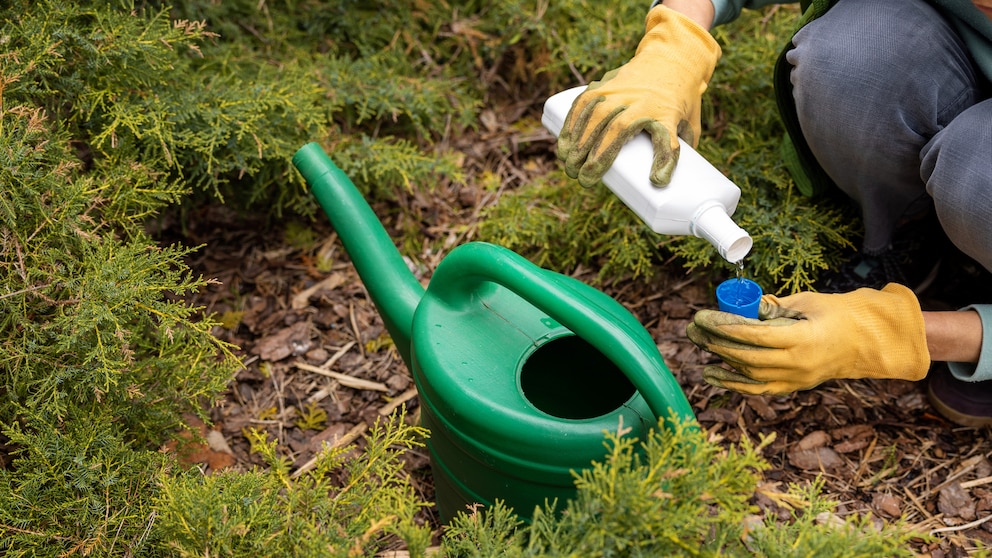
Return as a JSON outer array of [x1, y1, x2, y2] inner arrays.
[[251, 321, 313, 361], [376, 547, 440, 557], [745, 395, 777, 421], [321, 341, 356, 369], [696, 407, 738, 424], [938, 483, 977, 521], [832, 425, 875, 454], [292, 389, 419, 479], [931, 454, 986, 496], [379, 387, 418, 417], [796, 430, 831, 451], [931, 512, 992, 534], [291, 273, 346, 309], [960, 475, 992, 489], [788, 446, 844, 472], [291, 422, 369, 479], [872, 492, 902, 518], [294, 361, 389, 392]]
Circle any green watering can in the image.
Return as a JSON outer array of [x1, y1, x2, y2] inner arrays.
[[292, 143, 695, 523]]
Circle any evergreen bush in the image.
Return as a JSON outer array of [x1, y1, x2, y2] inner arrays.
[[0, 66, 238, 556], [0, 1, 232, 552]]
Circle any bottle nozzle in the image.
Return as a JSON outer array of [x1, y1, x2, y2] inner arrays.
[[691, 204, 753, 263]]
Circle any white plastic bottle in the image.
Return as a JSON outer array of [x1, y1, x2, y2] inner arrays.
[[542, 86, 752, 263]]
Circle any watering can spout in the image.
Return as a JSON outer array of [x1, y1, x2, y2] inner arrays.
[[292, 143, 424, 365]]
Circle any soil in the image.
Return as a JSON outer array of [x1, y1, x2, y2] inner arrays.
[[167, 113, 992, 556]]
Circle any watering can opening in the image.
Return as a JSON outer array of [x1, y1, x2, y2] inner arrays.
[[520, 334, 637, 420]]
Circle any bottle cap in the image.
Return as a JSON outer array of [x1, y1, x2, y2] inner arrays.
[[716, 278, 762, 319]]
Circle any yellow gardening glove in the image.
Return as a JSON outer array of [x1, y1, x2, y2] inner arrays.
[[557, 5, 721, 187], [685, 283, 931, 395]]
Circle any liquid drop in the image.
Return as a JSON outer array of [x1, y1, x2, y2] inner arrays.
[[734, 260, 746, 305]]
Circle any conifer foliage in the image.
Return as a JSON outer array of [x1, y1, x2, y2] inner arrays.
[[0, 3, 240, 553]]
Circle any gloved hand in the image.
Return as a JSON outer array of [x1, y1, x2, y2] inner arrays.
[[557, 5, 721, 187], [685, 283, 930, 394]]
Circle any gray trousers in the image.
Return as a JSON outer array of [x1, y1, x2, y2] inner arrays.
[[786, 0, 992, 271]]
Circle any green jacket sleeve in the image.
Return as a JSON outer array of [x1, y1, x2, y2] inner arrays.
[[948, 305, 992, 382]]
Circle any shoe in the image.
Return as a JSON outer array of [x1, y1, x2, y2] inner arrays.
[[927, 364, 992, 427], [818, 213, 947, 294]]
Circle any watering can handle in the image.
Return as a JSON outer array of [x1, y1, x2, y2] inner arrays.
[[427, 242, 695, 425]]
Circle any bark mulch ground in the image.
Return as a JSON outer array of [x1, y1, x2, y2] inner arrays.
[[169, 116, 992, 556]]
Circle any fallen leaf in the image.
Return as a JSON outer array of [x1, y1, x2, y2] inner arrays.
[[206, 430, 234, 455], [161, 418, 235, 473]]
